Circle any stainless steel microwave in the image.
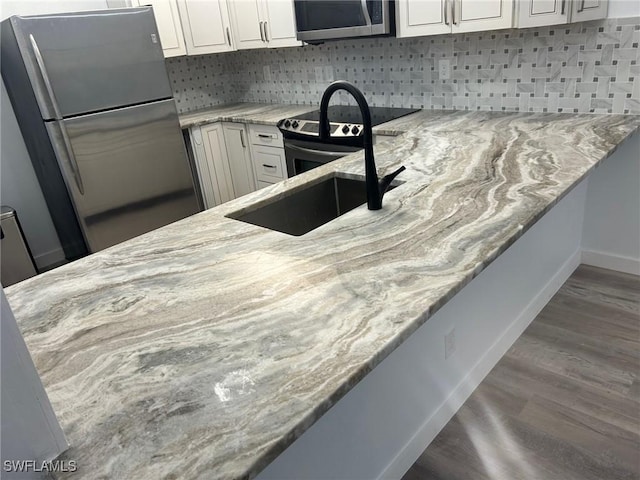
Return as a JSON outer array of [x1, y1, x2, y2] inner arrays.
[[294, 0, 394, 43]]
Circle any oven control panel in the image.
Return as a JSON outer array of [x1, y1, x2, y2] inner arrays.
[[278, 119, 364, 138]]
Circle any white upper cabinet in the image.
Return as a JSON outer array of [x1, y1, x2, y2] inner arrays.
[[131, 0, 187, 57], [396, 0, 451, 37], [571, 0, 608, 22], [396, 0, 513, 38], [517, 0, 569, 28], [262, 0, 301, 48], [453, 0, 514, 33], [177, 0, 235, 54], [516, 0, 608, 27], [229, 0, 301, 50]]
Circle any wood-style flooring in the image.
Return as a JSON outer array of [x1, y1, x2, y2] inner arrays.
[[402, 265, 640, 480]]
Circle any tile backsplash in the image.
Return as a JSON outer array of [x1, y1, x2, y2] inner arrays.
[[167, 16, 639, 115]]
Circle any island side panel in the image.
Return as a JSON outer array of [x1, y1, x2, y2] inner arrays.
[[256, 180, 588, 479], [582, 133, 640, 275]]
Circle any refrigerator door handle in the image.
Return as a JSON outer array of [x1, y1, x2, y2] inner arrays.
[[29, 34, 85, 195]]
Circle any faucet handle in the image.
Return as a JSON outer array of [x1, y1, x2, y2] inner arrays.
[[379, 165, 406, 196]]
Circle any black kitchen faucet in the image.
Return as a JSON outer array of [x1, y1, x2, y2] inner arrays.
[[318, 80, 406, 210]]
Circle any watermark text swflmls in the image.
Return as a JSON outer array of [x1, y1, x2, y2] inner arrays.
[[3, 459, 77, 473]]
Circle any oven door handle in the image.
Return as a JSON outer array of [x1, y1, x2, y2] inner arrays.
[[287, 143, 358, 158]]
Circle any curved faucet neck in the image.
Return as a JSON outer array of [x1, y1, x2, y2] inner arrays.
[[318, 81, 381, 209]]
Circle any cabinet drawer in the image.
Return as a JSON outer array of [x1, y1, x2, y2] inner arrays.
[[256, 180, 274, 190], [248, 124, 283, 147], [252, 145, 286, 181]]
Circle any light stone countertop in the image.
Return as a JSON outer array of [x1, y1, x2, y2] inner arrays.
[[178, 103, 318, 129], [5, 109, 639, 480], [177, 102, 415, 136]]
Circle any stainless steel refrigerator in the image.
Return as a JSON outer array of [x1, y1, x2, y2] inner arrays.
[[1, 7, 200, 260]]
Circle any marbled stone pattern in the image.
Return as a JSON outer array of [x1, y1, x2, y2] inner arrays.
[[5, 110, 639, 480], [178, 103, 317, 128]]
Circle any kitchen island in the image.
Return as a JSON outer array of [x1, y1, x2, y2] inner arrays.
[[5, 109, 639, 479]]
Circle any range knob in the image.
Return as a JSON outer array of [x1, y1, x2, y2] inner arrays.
[[292, 121, 299, 128], [342, 125, 350, 134], [284, 120, 291, 128], [351, 126, 360, 135]]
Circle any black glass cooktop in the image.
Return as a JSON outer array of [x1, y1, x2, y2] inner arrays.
[[292, 105, 419, 127]]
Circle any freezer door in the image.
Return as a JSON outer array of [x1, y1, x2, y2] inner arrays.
[[11, 8, 171, 119], [46, 99, 199, 252]]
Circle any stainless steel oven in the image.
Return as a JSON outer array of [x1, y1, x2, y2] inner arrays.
[[279, 105, 419, 177], [294, 0, 394, 43], [285, 139, 362, 177]]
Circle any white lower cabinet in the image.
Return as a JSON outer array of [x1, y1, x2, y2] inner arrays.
[[189, 122, 256, 209], [248, 124, 287, 189], [221, 123, 256, 198]]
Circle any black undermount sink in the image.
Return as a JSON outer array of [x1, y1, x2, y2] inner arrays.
[[226, 173, 398, 236]]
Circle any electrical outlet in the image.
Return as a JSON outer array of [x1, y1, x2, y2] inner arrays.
[[439, 59, 451, 80], [324, 65, 334, 82], [445, 327, 456, 359], [315, 66, 324, 82], [263, 65, 271, 82]]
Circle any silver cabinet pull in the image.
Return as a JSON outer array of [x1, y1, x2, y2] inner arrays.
[[226, 27, 232, 46], [240, 129, 246, 148], [29, 34, 84, 195], [259, 21, 265, 41], [264, 21, 269, 42], [262, 164, 276, 169], [452, 0, 457, 25], [561, 0, 566, 15], [444, 0, 450, 25], [577, 0, 586, 12], [258, 133, 274, 138]]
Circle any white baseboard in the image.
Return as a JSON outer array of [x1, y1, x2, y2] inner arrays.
[[581, 249, 640, 276], [379, 248, 582, 480]]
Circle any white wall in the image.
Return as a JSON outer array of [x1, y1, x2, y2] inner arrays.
[[0, 83, 65, 269], [0, 0, 108, 269], [582, 133, 640, 275]]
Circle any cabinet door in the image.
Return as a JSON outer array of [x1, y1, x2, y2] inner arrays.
[[571, 0, 608, 22], [396, 0, 451, 38], [222, 123, 256, 198], [252, 145, 287, 183], [263, 0, 302, 48], [452, 0, 514, 33], [177, 0, 235, 54], [517, 0, 569, 28], [132, 0, 187, 57], [201, 123, 235, 205], [229, 0, 266, 50]]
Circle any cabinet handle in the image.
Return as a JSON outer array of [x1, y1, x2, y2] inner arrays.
[[226, 27, 232, 46], [452, 0, 457, 25], [258, 133, 274, 138], [264, 22, 269, 42], [577, 0, 586, 12], [561, 0, 566, 15], [30, 34, 85, 195], [262, 164, 276, 169], [259, 21, 265, 41], [444, 0, 449, 25], [240, 130, 246, 148]]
